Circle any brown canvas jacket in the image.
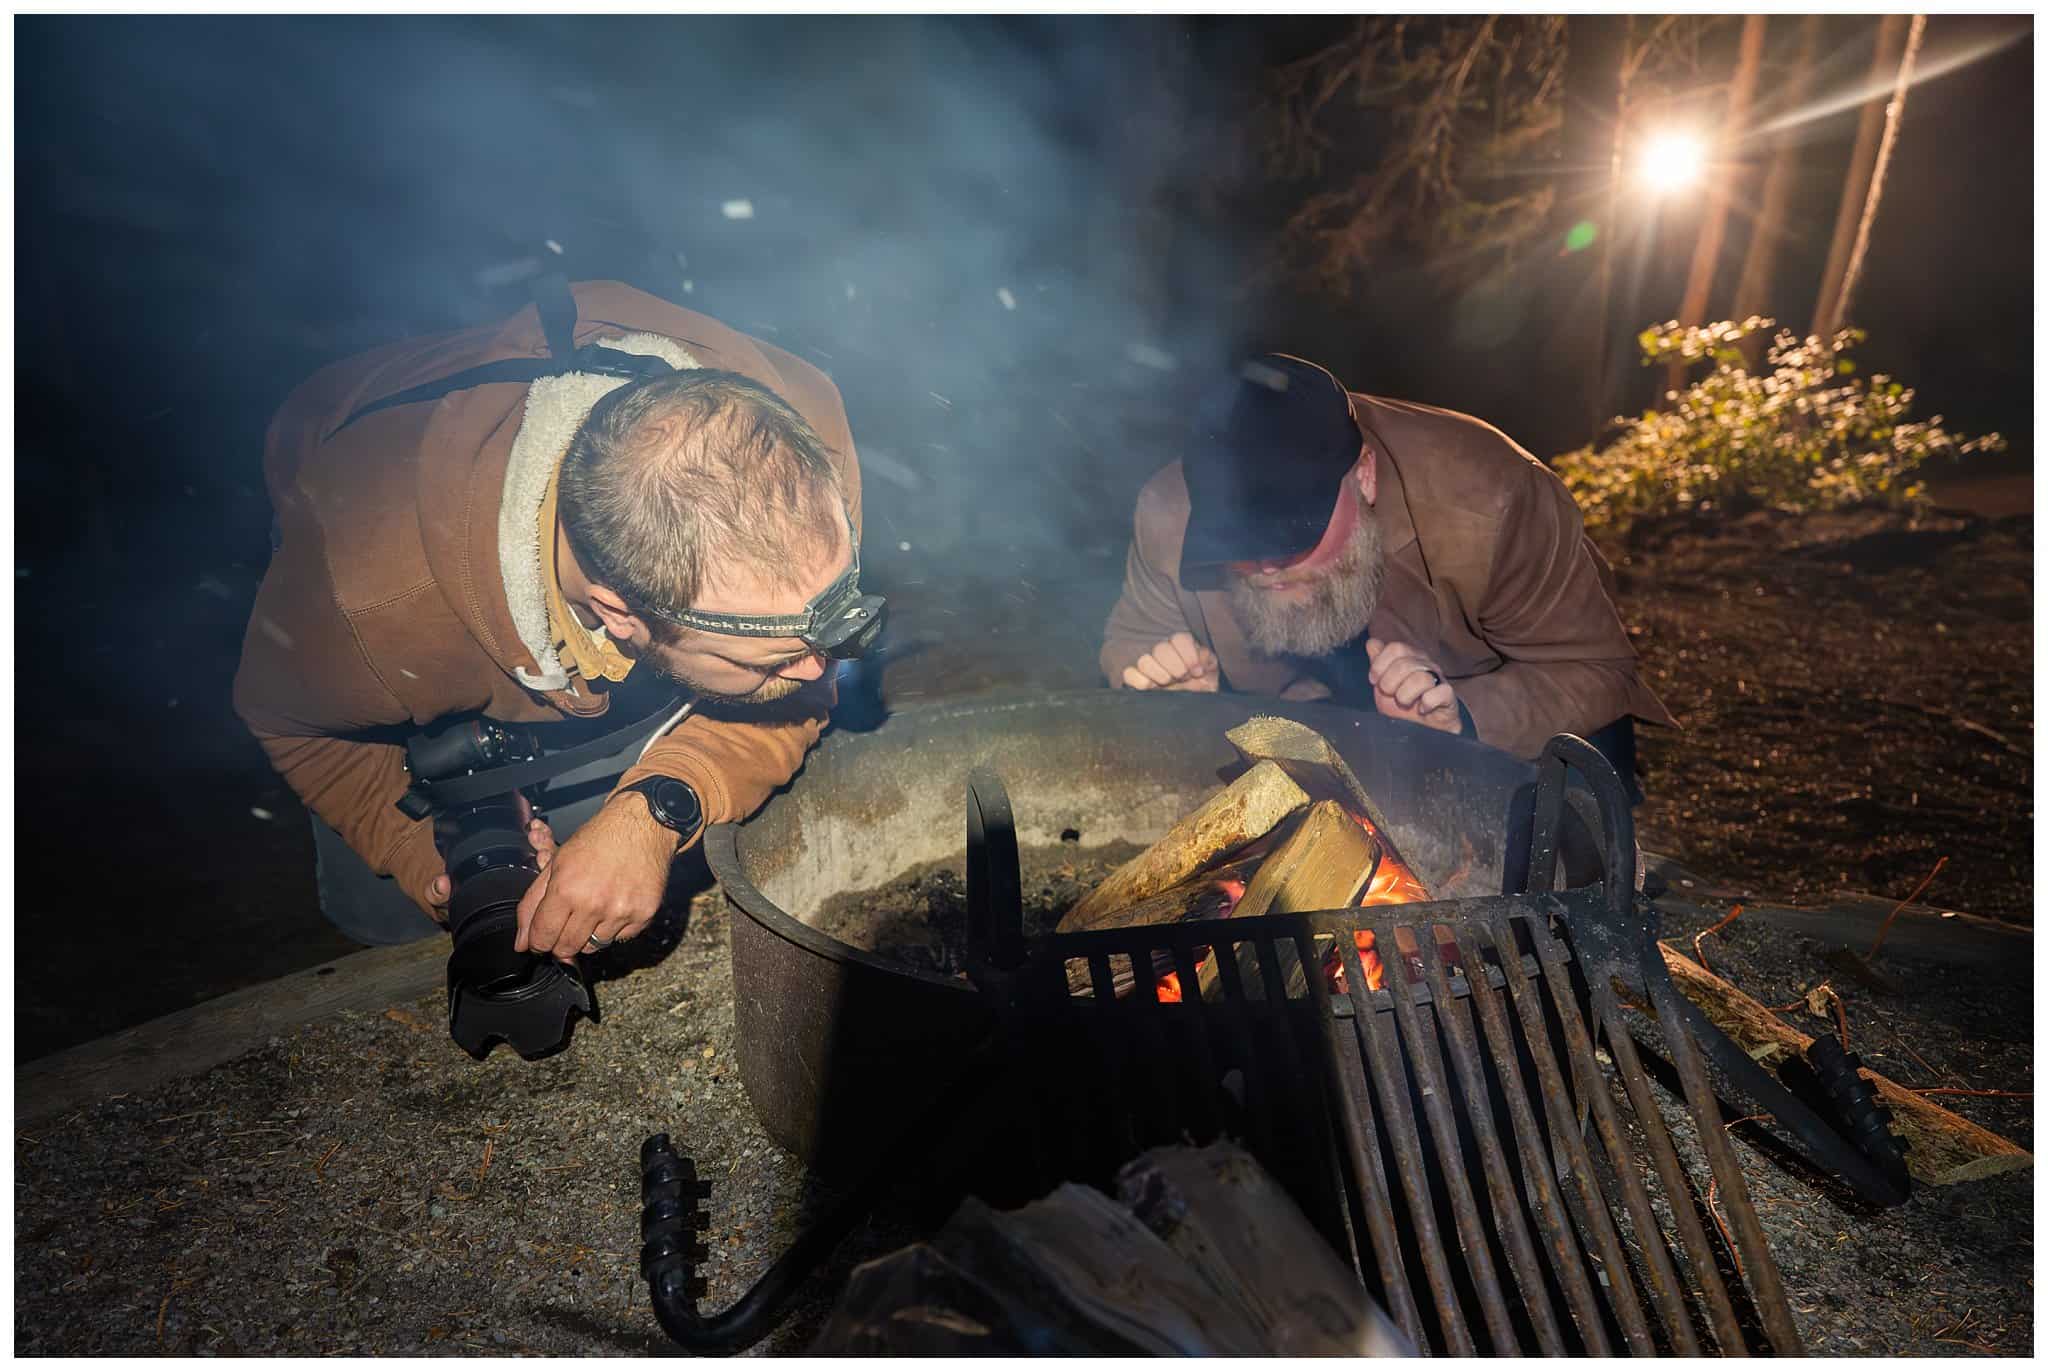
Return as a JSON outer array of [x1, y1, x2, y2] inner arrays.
[[233, 281, 861, 913], [1101, 394, 1675, 761]]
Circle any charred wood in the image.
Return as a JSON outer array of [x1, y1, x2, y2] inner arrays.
[[1657, 943, 2033, 1186]]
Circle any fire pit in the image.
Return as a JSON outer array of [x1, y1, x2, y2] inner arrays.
[[707, 689, 1603, 1177], [680, 690, 1915, 1355]]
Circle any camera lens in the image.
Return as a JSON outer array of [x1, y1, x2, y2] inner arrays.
[[435, 797, 595, 1060]]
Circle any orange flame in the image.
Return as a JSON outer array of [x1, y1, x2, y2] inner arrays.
[[1149, 807, 1432, 1003], [1334, 810, 1430, 995]]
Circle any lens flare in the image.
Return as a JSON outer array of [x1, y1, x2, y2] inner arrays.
[[1637, 130, 1707, 195]]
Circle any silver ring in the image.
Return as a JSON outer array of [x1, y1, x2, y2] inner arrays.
[[1424, 669, 1444, 687], [584, 934, 613, 952]]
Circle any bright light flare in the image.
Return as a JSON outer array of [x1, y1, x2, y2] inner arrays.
[[1636, 131, 1707, 196]]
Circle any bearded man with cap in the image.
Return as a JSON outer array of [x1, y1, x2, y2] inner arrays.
[[1101, 354, 1674, 794]]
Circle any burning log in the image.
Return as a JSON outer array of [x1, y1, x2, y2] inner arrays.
[[1656, 943, 2033, 1186], [1062, 855, 1262, 998], [1059, 718, 1437, 1003], [1059, 761, 1308, 932], [1196, 799, 1433, 1001], [1205, 797, 1379, 1003], [1059, 856, 1262, 936], [1230, 799, 1384, 920]]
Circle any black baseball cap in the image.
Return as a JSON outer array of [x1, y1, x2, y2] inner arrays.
[[1178, 354, 1363, 590]]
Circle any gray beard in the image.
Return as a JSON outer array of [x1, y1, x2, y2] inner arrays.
[[1225, 509, 1386, 658]]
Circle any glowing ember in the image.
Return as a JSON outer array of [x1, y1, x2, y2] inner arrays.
[[1330, 810, 1432, 994], [1152, 808, 1430, 1002]]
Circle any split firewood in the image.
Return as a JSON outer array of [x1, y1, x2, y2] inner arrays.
[[1655, 943, 2033, 1186], [811, 1182, 1272, 1354], [1198, 800, 1383, 1001], [813, 1144, 1400, 1355], [1224, 715, 1398, 853], [1116, 1140, 1415, 1356], [1059, 855, 1267, 936], [1060, 761, 1309, 932], [1232, 801, 1382, 920]]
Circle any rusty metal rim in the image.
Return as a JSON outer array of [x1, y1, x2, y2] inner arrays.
[[705, 820, 983, 997], [705, 689, 1586, 1010]]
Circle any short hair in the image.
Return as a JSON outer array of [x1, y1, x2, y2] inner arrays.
[[559, 369, 841, 629]]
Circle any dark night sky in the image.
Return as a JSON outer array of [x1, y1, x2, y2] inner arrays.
[[14, 14, 2032, 543]]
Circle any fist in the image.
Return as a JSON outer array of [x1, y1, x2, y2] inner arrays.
[[1121, 632, 1221, 692], [1365, 638, 1461, 734]]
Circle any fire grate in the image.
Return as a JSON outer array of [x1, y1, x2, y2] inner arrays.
[[990, 901, 1791, 1355], [961, 735, 1817, 1356], [642, 735, 1902, 1354]]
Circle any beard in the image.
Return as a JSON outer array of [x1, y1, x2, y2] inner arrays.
[[1225, 505, 1386, 658], [728, 673, 808, 705], [642, 645, 815, 706]]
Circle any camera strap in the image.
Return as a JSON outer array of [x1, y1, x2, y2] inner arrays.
[[401, 691, 687, 815]]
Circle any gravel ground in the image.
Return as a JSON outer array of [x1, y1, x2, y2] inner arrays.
[[12, 891, 907, 1357], [16, 860, 2031, 1356]]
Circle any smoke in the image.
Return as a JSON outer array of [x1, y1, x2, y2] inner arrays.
[[19, 15, 1253, 587]]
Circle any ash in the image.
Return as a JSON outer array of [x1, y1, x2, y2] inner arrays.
[[808, 839, 1144, 978]]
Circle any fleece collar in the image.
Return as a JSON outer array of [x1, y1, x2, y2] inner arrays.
[[498, 331, 701, 691]]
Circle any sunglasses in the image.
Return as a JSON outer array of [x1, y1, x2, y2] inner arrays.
[[637, 506, 888, 661]]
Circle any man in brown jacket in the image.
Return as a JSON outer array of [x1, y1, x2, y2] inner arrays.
[[235, 281, 868, 961], [1102, 355, 1672, 789]]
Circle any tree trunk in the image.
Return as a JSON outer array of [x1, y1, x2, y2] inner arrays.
[[1665, 14, 1769, 397], [1821, 13, 1928, 338], [1560, 15, 1634, 436], [1731, 14, 1824, 366], [1810, 14, 1911, 338]]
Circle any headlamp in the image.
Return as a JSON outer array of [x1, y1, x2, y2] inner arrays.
[[643, 506, 888, 661]]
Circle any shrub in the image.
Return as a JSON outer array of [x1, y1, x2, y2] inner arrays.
[[1552, 318, 2005, 534]]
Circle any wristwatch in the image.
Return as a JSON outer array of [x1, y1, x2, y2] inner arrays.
[[616, 775, 704, 844]]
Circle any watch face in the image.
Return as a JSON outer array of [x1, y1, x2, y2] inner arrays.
[[653, 778, 700, 831]]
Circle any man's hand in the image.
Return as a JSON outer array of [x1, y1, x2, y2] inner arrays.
[[1366, 638, 1462, 735], [422, 804, 556, 920], [513, 794, 676, 962], [1120, 631, 1221, 692]]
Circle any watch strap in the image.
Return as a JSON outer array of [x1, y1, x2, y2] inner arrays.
[[618, 775, 703, 839]]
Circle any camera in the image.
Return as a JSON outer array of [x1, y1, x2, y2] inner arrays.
[[404, 717, 596, 1060]]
